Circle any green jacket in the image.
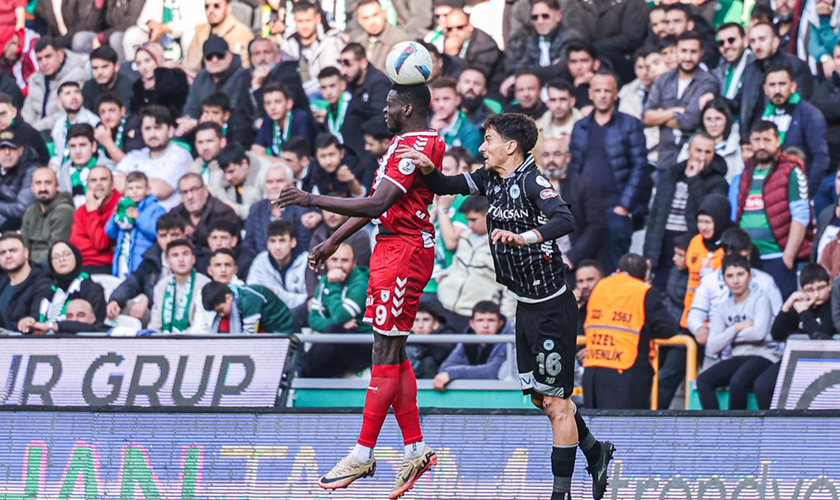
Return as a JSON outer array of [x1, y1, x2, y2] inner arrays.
[[309, 267, 371, 333], [238, 284, 296, 333], [20, 192, 74, 263]]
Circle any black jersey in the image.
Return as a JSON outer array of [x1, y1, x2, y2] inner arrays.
[[424, 154, 576, 302]]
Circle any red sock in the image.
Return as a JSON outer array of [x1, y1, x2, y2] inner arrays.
[[392, 360, 423, 445], [358, 363, 401, 447]]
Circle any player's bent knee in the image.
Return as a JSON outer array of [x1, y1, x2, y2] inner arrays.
[[543, 396, 574, 421]]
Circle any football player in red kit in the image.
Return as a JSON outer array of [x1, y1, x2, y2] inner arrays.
[[274, 83, 445, 499]]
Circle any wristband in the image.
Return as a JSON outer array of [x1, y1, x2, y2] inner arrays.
[[521, 230, 539, 245]]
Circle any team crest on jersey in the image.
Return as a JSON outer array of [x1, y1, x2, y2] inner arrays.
[[536, 176, 552, 188], [398, 159, 416, 175], [381, 290, 391, 302], [544, 339, 555, 350], [540, 189, 558, 199], [509, 184, 521, 199]]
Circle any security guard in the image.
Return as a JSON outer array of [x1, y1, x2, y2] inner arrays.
[[582, 253, 679, 409]]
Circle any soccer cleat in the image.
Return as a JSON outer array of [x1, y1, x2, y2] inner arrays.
[[587, 441, 616, 500], [318, 453, 377, 490], [389, 447, 437, 499]]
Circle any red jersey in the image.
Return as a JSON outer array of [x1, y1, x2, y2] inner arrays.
[[370, 130, 445, 248]]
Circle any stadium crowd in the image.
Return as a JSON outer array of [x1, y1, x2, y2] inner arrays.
[[0, 0, 839, 410]]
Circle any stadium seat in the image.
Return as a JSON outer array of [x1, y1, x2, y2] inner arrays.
[[90, 274, 124, 302]]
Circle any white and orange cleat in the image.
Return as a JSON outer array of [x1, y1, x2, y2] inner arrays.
[[389, 447, 437, 499], [318, 453, 377, 490]]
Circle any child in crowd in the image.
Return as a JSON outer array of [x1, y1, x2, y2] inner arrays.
[[666, 233, 692, 322], [251, 82, 318, 162], [406, 301, 455, 379], [105, 171, 166, 279], [696, 255, 779, 409]]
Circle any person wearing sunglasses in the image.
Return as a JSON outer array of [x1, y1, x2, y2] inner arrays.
[[442, 8, 502, 86], [710, 23, 754, 117], [183, 0, 254, 74]]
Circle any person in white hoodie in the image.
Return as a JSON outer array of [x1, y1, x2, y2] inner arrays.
[[695, 254, 781, 409], [246, 219, 309, 310]]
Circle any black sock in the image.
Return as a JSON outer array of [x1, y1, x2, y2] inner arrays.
[[550, 445, 576, 500], [574, 410, 601, 465]]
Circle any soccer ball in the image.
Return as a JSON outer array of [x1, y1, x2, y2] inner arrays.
[[385, 41, 433, 85]]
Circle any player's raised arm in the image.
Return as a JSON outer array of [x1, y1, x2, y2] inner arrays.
[[396, 145, 483, 197], [273, 181, 404, 219]]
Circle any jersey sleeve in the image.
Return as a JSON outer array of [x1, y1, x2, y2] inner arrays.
[[524, 171, 575, 241], [383, 135, 443, 193]]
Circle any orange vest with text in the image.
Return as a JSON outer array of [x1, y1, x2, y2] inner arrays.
[[681, 234, 724, 328], [583, 273, 651, 371]]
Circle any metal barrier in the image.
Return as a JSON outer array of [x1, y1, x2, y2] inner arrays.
[[296, 333, 698, 410]]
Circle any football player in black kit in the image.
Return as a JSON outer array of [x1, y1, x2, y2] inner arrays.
[[397, 113, 615, 500]]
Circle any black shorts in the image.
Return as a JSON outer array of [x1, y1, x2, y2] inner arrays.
[[515, 288, 578, 399]]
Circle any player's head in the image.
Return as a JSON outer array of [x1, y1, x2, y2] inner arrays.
[[384, 83, 431, 134], [479, 113, 539, 173]]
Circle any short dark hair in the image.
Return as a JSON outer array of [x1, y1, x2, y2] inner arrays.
[[673, 232, 694, 251], [282, 136, 311, 159], [460, 65, 488, 84], [800, 263, 830, 287], [90, 45, 119, 64], [262, 81, 291, 100], [471, 300, 501, 318], [677, 30, 703, 45], [126, 171, 148, 185], [362, 116, 391, 140], [357, 0, 381, 10], [208, 218, 239, 237], [0, 93, 13, 107], [195, 121, 224, 138], [750, 120, 779, 137], [514, 70, 541, 85], [314, 132, 342, 151], [763, 63, 794, 82], [202, 281, 232, 310], [392, 83, 432, 113], [67, 123, 95, 143], [659, 35, 678, 49], [459, 195, 489, 214], [416, 300, 443, 323], [546, 78, 573, 94], [96, 92, 124, 111], [484, 113, 539, 156], [57, 81, 80, 94], [530, 0, 560, 10], [156, 212, 187, 232], [267, 219, 295, 239], [218, 142, 248, 170], [577, 259, 604, 276], [0, 232, 25, 246], [292, 0, 319, 13], [617, 253, 648, 281], [203, 92, 231, 112], [566, 40, 597, 60], [717, 22, 746, 37], [140, 104, 175, 127], [165, 238, 194, 257], [34, 36, 60, 53], [591, 67, 618, 88], [752, 21, 779, 37], [431, 77, 458, 92], [722, 254, 751, 274], [638, 45, 661, 59], [318, 66, 342, 80], [721, 227, 753, 255], [666, 3, 692, 19], [210, 248, 237, 261], [341, 42, 367, 61]]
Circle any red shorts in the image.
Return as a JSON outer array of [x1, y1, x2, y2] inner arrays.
[[363, 237, 434, 335]]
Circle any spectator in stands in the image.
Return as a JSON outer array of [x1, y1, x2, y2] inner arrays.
[[647, 4, 669, 41], [203, 281, 295, 333], [817, 198, 840, 275], [213, 143, 266, 219], [406, 301, 455, 378], [57, 124, 115, 209], [759, 65, 829, 195], [437, 196, 515, 330], [740, 22, 814, 147], [661, 4, 719, 68], [21, 37, 89, 132], [562, 41, 601, 110], [310, 133, 365, 197], [183, 0, 254, 73], [340, 43, 391, 125], [71, 0, 146, 61], [242, 165, 320, 274], [197, 92, 253, 150], [128, 43, 190, 117], [644, 31, 720, 170], [251, 38, 311, 115], [306, 243, 371, 336], [754, 264, 836, 408], [361, 116, 392, 160], [190, 122, 226, 186], [115, 105, 193, 211], [0, 129, 37, 232], [442, 8, 501, 83], [171, 172, 240, 263], [644, 132, 729, 290], [711, 23, 754, 118], [347, 0, 433, 39], [696, 255, 779, 410], [276, 136, 316, 192], [537, 79, 582, 141], [35, 0, 105, 51], [658, 35, 679, 71], [122, 0, 206, 62], [0, 67, 23, 112], [24, 298, 110, 334], [456, 67, 502, 128], [665, 233, 691, 323], [685, 98, 743, 183], [252, 82, 319, 162], [505, 72, 547, 119], [539, 137, 604, 269], [82, 46, 133, 111], [811, 42, 840, 172], [434, 301, 510, 391], [0, 233, 52, 332], [574, 259, 603, 314], [582, 253, 678, 409], [21, 168, 74, 264], [246, 220, 309, 310], [94, 93, 144, 164], [349, 0, 411, 73], [105, 172, 167, 279], [106, 212, 187, 321], [205, 248, 241, 285], [569, 70, 650, 271], [50, 82, 101, 168], [149, 239, 213, 333], [431, 78, 482, 156], [316, 67, 367, 161], [19, 241, 107, 333], [619, 47, 661, 164], [0, 93, 49, 165], [503, 0, 581, 88], [734, 121, 812, 299], [69, 166, 119, 274], [283, 2, 345, 83]]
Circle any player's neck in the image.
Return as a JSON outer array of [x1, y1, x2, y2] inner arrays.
[[494, 154, 527, 177], [399, 116, 430, 135]]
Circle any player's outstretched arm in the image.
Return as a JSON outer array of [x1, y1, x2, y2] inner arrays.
[[273, 182, 404, 219], [396, 145, 476, 196], [309, 216, 371, 271]]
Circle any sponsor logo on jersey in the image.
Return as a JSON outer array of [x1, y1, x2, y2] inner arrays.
[[536, 176, 552, 188], [488, 204, 530, 220], [540, 189, 558, 199], [398, 158, 416, 175], [509, 184, 521, 199], [744, 194, 765, 210]]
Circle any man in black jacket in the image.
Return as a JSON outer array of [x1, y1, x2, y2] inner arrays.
[[0, 129, 37, 232], [339, 43, 391, 135], [442, 9, 502, 86], [106, 213, 187, 321], [0, 233, 52, 332]]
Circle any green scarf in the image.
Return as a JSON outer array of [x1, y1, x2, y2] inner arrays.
[[326, 92, 351, 140], [114, 114, 127, 150], [761, 92, 801, 143], [161, 270, 196, 333], [441, 111, 467, 147], [70, 156, 98, 207], [268, 113, 293, 157], [380, 0, 398, 26], [114, 197, 137, 228], [162, 0, 176, 24], [39, 272, 90, 322]]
